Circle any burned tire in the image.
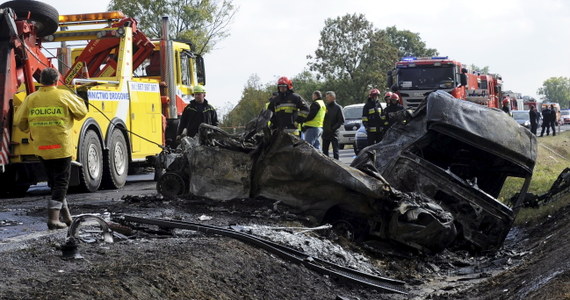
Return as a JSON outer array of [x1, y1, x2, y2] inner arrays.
[[78, 130, 103, 192], [102, 128, 128, 189], [157, 172, 186, 199], [323, 208, 369, 242], [0, 0, 59, 37]]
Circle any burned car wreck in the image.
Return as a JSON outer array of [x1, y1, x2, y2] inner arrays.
[[156, 91, 536, 253]]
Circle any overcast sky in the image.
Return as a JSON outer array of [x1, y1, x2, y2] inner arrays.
[[39, 0, 570, 113]]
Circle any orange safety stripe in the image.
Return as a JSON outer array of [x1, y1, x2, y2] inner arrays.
[[38, 144, 62, 150]]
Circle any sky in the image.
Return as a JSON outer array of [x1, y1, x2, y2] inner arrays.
[[35, 0, 570, 114]]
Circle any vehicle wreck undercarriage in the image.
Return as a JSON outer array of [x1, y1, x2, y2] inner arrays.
[[156, 91, 537, 253]]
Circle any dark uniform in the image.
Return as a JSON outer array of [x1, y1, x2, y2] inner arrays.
[[322, 100, 344, 159], [383, 102, 405, 127], [267, 90, 309, 133], [362, 97, 385, 146], [177, 99, 219, 138]]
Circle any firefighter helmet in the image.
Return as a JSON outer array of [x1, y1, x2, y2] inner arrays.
[[384, 91, 393, 100], [369, 89, 380, 97], [277, 76, 293, 90], [389, 93, 400, 101], [193, 85, 206, 94]]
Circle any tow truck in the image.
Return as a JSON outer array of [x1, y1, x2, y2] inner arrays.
[[0, 0, 204, 194]]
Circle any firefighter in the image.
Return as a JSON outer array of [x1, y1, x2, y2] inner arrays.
[[14, 68, 88, 230], [177, 85, 219, 139], [501, 97, 511, 115], [302, 90, 327, 149], [267, 76, 309, 135], [362, 89, 385, 146], [383, 93, 405, 126]]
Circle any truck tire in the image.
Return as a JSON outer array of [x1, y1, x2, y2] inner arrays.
[[0, 0, 59, 37], [102, 128, 128, 189], [78, 130, 103, 192]]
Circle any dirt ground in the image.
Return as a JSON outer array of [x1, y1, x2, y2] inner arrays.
[[0, 178, 568, 300]]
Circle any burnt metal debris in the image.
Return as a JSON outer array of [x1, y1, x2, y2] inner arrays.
[[120, 215, 408, 294], [156, 91, 537, 253]]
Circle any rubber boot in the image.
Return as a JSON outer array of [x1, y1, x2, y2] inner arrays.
[[48, 209, 67, 230], [60, 199, 72, 226]]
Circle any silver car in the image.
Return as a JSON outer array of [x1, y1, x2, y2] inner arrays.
[[339, 103, 364, 149]]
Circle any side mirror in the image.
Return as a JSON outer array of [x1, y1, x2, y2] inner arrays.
[[387, 70, 393, 88], [196, 55, 206, 86]]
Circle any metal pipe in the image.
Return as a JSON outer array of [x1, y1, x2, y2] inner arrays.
[[160, 16, 177, 119]]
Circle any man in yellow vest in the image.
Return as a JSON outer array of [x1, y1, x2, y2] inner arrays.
[[302, 90, 327, 149], [14, 68, 88, 230]]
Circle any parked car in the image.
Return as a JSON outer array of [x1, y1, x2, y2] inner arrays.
[[561, 109, 570, 124], [339, 103, 364, 149], [512, 110, 531, 128], [354, 125, 367, 155], [352, 103, 387, 155]]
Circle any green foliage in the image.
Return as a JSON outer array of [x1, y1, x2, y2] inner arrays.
[[307, 14, 398, 104], [384, 26, 438, 58], [307, 15, 438, 105], [537, 76, 570, 108], [468, 64, 490, 74], [107, 0, 237, 54], [221, 74, 271, 128]]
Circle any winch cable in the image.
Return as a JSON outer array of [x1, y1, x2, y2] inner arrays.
[[121, 215, 408, 295], [24, 41, 167, 150]]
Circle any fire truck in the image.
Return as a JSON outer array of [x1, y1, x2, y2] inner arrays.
[[0, 1, 205, 194], [387, 56, 501, 109]]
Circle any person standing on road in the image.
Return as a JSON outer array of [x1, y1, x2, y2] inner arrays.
[[501, 97, 511, 115], [322, 91, 344, 159], [549, 104, 557, 136], [540, 105, 552, 137], [302, 91, 326, 149], [177, 85, 219, 139], [383, 93, 405, 126], [267, 77, 309, 136], [362, 89, 385, 146], [529, 105, 539, 135], [14, 68, 88, 230]]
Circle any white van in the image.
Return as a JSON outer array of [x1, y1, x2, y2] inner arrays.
[[339, 103, 364, 149]]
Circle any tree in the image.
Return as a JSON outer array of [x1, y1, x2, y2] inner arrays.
[[307, 14, 398, 104], [468, 64, 490, 74], [384, 26, 438, 58], [538, 77, 570, 108], [222, 74, 272, 128], [107, 0, 237, 54]]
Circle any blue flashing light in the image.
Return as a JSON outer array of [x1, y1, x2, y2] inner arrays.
[[401, 57, 416, 61], [431, 56, 449, 60]]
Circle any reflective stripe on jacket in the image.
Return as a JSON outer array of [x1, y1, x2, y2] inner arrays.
[[14, 86, 88, 159], [304, 99, 326, 128]]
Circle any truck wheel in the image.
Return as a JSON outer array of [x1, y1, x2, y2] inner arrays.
[[78, 130, 103, 192], [102, 128, 128, 189], [0, 0, 59, 37]]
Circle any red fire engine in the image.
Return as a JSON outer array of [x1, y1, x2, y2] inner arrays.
[[387, 57, 502, 109]]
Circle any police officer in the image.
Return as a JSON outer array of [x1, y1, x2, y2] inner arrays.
[[302, 91, 326, 149], [362, 89, 385, 146], [267, 76, 309, 135], [177, 85, 219, 138], [14, 68, 88, 230]]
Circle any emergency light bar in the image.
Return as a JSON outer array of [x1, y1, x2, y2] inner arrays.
[[59, 11, 125, 25], [401, 56, 449, 61]]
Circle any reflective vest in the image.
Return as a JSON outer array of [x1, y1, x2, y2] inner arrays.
[[14, 86, 87, 159], [304, 100, 326, 128]]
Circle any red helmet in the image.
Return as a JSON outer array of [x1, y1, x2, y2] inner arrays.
[[384, 92, 393, 100], [369, 88, 380, 97], [277, 76, 293, 90], [389, 93, 400, 101]]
